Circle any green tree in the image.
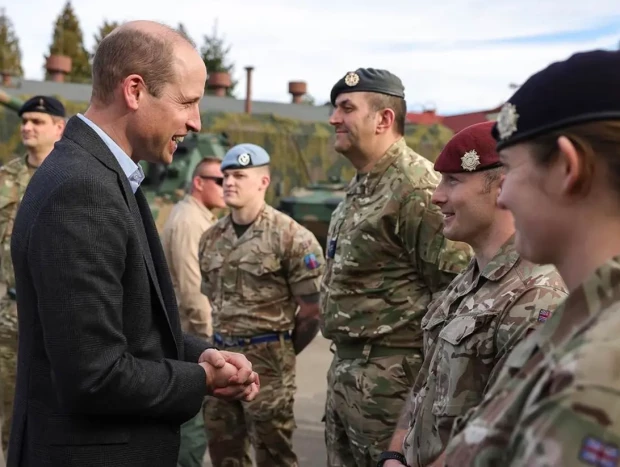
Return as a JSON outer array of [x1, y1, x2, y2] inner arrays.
[[200, 19, 237, 97], [45, 0, 91, 83], [176, 22, 193, 44], [92, 19, 120, 54], [0, 9, 23, 78]]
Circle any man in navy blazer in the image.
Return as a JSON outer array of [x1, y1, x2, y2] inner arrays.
[[7, 20, 259, 467]]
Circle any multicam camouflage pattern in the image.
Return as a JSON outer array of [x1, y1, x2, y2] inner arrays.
[[203, 335, 298, 466], [402, 236, 567, 467], [441, 256, 620, 466], [0, 298, 17, 452], [198, 203, 324, 336], [325, 351, 423, 467], [320, 137, 474, 348], [0, 155, 35, 453]]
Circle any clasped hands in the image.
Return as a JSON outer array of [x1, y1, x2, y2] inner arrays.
[[198, 349, 260, 401]]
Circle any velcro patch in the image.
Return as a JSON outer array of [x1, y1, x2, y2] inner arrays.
[[304, 253, 319, 270], [538, 309, 551, 323], [579, 436, 619, 467]]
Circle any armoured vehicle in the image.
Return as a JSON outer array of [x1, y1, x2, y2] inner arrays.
[[0, 88, 454, 243]]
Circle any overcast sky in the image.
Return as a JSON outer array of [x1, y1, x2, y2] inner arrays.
[[5, 0, 620, 115]]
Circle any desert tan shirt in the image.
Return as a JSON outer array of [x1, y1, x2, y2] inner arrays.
[[161, 195, 217, 339]]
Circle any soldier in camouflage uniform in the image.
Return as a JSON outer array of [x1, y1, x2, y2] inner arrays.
[[198, 143, 325, 467], [0, 96, 65, 458], [379, 121, 568, 467], [439, 49, 620, 467], [320, 68, 474, 467]]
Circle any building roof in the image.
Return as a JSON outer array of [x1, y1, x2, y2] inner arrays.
[[3, 78, 334, 123], [440, 105, 502, 133]]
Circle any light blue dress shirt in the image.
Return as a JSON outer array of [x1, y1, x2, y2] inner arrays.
[[77, 113, 145, 193]]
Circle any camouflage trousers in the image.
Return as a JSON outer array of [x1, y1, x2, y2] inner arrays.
[[203, 338, 298, 467], [324, 347, 423, 467], [0, 299, 17, 457]]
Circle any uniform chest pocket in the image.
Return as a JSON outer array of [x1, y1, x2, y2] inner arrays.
[[438, 313, 498, 355], [200, 254, 225, 299], [237, 253, 286, 298]]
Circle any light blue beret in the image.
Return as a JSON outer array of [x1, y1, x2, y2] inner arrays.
[[221, 143, 271, 171]]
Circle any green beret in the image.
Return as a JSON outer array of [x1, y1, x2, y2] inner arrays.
[[18, 95, 66, 118], [330, 68, 405, 105]]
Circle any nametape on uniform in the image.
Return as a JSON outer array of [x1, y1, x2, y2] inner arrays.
[[537, 309, 551, 323], [304, 253, 320, 270], [579, 436, 619, 467]]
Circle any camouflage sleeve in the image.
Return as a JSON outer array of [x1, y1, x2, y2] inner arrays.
[[197, 226, 217, 298], [283, 224, 325, 297], [494, 285, 568, 362], [504, 340, 620, 466], [398, 189, 473, 297]]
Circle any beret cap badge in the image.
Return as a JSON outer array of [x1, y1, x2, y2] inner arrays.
[[344, 72, 360, 87], [461, 150, 481, 171], [496, 103, 519, 140], [237, 153, 251, 166]]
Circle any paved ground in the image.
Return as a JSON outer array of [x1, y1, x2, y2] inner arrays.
[[204, 334, 333, 466]]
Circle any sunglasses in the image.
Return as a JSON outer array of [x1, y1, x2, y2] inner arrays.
[[199, 175, 223, 186]]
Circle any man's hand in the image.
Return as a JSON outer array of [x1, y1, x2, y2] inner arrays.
[[198, 349, 260, 401]]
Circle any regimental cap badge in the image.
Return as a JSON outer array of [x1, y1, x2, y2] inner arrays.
[[237, 153, 251, 166], [36, 98, 45, 110], [461, 149, 481, 171], [344, 71, 360, 87], [496, 102, 519, 140]]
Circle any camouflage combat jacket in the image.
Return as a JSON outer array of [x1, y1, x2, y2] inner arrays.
[[0, 155, 36, 345], [402, 236, 567, 466], [198, 203, 324, 336], [441, 256, 620, 467], [320, 138, 473, 347]]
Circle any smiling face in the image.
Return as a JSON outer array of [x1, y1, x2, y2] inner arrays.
[[20, 111, 65, 151], [432, 170, 504, 245], [329, 92, 381, 156], [127, 42, 206, 165], [497, 142, 564, 264]]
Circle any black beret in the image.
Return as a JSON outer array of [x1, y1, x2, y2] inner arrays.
[[18, 95, 66, 118], [330, 68, 405, 106], [492, 49, 620, 151]]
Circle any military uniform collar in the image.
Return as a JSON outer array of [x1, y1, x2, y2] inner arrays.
[[479, 235, 520, 281], [347, 137, 407, 196], [221, 202, 269, 237]]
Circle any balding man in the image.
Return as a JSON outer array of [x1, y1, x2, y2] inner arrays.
[[7, 21, 258, 467]]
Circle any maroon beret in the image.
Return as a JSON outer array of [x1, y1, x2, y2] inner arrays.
[[434, 121, 501, 173]]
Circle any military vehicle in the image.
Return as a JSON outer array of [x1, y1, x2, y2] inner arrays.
[[0, 87, 454, 244], [0, 89, 232, 232]]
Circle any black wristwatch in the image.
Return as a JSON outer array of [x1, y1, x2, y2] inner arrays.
[[377, 451, 408, 467]]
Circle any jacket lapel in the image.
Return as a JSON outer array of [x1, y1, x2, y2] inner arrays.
[[62, 116, 180, 355]]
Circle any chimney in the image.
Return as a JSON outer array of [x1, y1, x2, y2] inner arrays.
[[207, 71, 232, 97], [288, 81, 307, 104], [45, 55, 72, 83], [244, 66, 254, 114]]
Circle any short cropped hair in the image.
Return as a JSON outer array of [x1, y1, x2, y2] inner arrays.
[[367, 93, 407, 136], [91, 24, 195, 104]]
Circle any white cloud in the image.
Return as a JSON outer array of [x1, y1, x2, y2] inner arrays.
[[5, 0, 620, 114]]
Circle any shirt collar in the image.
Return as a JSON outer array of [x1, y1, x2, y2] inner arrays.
[[77, 113, 145, 193]]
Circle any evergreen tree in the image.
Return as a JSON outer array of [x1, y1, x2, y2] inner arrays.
[[176, 23, 193, 44], [45, 0, 91, 83], [0, 9, 23, 77], [200, 20, 237, 97], [93, 19, 120, 54]]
